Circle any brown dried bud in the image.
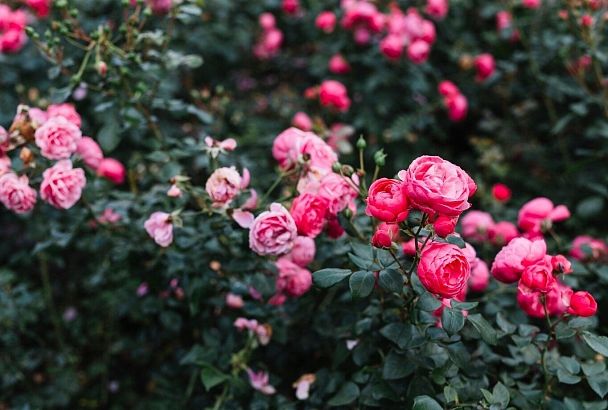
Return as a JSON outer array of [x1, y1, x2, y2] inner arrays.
[[19, 147, 34, 165]]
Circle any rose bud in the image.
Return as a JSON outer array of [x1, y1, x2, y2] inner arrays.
[[491, 183, 511, 202], [97, 158, 126, 184], [365, 178, 409, 223], [371, 223, 399, 248], [418, 242, 471, 298], [551, 255, 572, 274], [520, 261, 556, 293], [433, 215, 457, 237], [568, 291, 597, 317], [474, 53, 496, 82]]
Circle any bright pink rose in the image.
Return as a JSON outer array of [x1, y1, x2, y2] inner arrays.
[[0, 6, 25, 31], [438, 80, 459, 98], [402, 239, 417, 256], [380, 34, 404, 60], [433, 215, 457, 237], [40, 160, 86, 209], [285, 236, 316, 267], [319, 80, 351, 112], [518, 280, 571, 318], [316, 11, 336, 33], [372, 223, 399, 248], [488, 221, 519, 246], [292, 112, 313, 131], [0, 28, 26, 53], [290, 193, 329, 238], [446, 93, 468, 122], [421, 20, 436, 44], [275, 257, 312, 297], [418, 242, 470, 298], [518, 197, 570, 237], [491, 238, 546, 283], [474, 53, 496, 82], [250, 203, 298, 256], [97, 158, 126, 185], [461, 210, 495, 242], [520, 260, 556, 293], [522, 0, 541, 9], [402, 155, 476, 218], [301, 172, 359, 215], [282, 0, 300, 15], [326, 216, 345, 238], [496, 10, 513, 31], [469, 258, 489, 292], [407, 40, 430, 64], [144, 211, 173, 247], [0, 155, 10, 175], [366, 178, 409, 223], [328, 54, 351, 74], [551, 255, 572, 274], [570, 235, 608, 261], [47, 103, 82, 127], [491, 183, 511, 202], [205, 166, 242, 206], [259, 12, 276, 30], [425, 0, 448, 20], [26, 0, 51, 17], [0, 173, 37, 213], [34, 115, 82, 160], [76, 137, 103, 170], [568, 291, 597, 317]]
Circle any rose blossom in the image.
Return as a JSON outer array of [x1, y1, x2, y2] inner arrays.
[[491, 183, 511, 202], [249, 203, 297, 256], [570, 235, 607, 261], [47, 103, 82, 127], [147, 0, 172, 14], [568, 291, 597, 317], [365, 178, 409, 223], [205, 166, 242, 206], [401, 155, 476, 218], [460, 210, 495, 242], [490, 238, 546, 283], [551, 255, 572, 274], [380, 35, 403, 61], [246, 368, 276, 395], [522, 0, 541, 9], [0, 173, 37, 213], [402, 239, 416, 256], [316, 11, 336, 33], [144, 211, 173, 247], [97, 158, 126, 185], [318, 80, 351, 112], [418, 242, 470, 298], [290, 193, 329, 238], [34, 116, 82, 160], [425, 0, 448, 20], [518, 197, 570, 237], [517, 281, 572, 318], [292, 112, 313, 131], [76, 137, 104, 170], [285, 236, 316, 267], [488, 221, 519, 246], [275, 257, 312, 297], [407, 40, 431, 64], [328, 54, 351, 74], [301, 172, 359, 215], [520, 260, 556, 293], [259, 13, 276, 30], [372, 223, 399, 248], [272, 128, 337, 172], [25, 0, 51, 17], [326, 216, 345, 238], [474, 53, 496, 82], [40, 160, 86, 209], [446, 93, 468, 122], [282, 0, 300, 15], [433, 215, 457, 237], [225, 293, 245, 309], [469, 259, 489, 292]]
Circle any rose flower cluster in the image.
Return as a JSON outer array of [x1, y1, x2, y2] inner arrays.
[[0, 103, 125, 214]]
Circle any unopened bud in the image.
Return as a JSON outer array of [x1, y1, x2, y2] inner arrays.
[[356, 135, 366, 150], [97, 61, 108, 77], [374, 149, 386, 167], [20, 147, 34, 165], [341, 165, 354, 176], [332, 162, 342, 173]]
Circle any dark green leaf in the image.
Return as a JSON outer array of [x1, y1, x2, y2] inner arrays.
[[582, 332, 608, 356], [328, 382, 360, 406], [382, 351, 416, 380], [200, 366, 228, 391], [349, 270, 375, 298], [468, 314, 498, 345], [378, 268, 403, 293], [442, 308, 465, 335], [313, 269, 352, 288], [412, 395, 443, 410], [588, 374, 608, 399]]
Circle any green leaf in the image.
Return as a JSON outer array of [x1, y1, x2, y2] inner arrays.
[[451, 300, 478, 311], [349, 270, 375, 298], [351, 242, 375, 260], [582, 361, 606, 377], [446, 235, 466, 249], [559, 357, 580, 374], [97, 119, 121, 152], [378, 268, 403, 293], [496, 312, 517, 334], [582, 332, 608, 356], [557, 369, 582, 384], [348, 253, 381, 270], [442, 308, 465, 335], [382, 350, 416, 380], [313, 269, 352, 288], [418, 292, 442, 311], [444, 386, 458, 404], [200, 366, 228, 391], [467, 314, 498, 345], [328, 381, 360, 406], [412, 395, 443, 410], [588, 374, 608, 398], [492, 382, 510, 408]]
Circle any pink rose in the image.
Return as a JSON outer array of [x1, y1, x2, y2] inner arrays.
[[319, 80, 351, 112], [225, 293, 245, 309], [97, 158, 126, 185], [285, 236, 316, 267], [316, 11, 336, 33], [246, 368, 276, 395], [40, 160, 86, 209], [205, 166, 242, 206], [551, 255, 572, 274], [47, 103, 82, 127], [0, 126, 8, 154], [249, 203, 298, 256], [282, 0, 300, 15], [380, 34, 404, 60], [147, 0, 172, 14], [438, 80, 459, 97], [491, 183, 511, 202], [292, 112, 313, 131], [426, 0, 448, 20], [259, 13, 276, 30], [490, 237, 547, 283], [461, 210, 495, 242], [469, 258, 489, 292], [25, 0, 51, 17], [372, 223, 399, 248], [326, 216, 345, 239], [474, 53, 496, 82], [272, 128, 337, 172], [28, 108, 48, 127], [517, 280, 572, 318], [402, 239, 417, 256], [488, 221, 519, 246], [402, 155, 477, 218], [34, 115, 82, 160], [568, 291, 597, 317], [520, 260, 556, 293], [522, 0, 541, 9], [570, 235, 608, 261], [76, 137, 104, 170], [328, 54, 351, 74], [0, 172, 37, 213], [418, 242, 470, 298], [407, 40, 430, 64], [290, 193, 329, 238], [144, 211, 173, 247], [446, 93, 468, 122], [275, 257, 312, 297], [518, 197, 570, 237], [365, 178, 409, 223], [0, 155, 10, 175], [433, 215, 457, 237], [0, 28, 26, 53]]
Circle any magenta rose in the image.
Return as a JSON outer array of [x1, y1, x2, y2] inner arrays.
[[249, 203, 297, 256], [34, 116, 82, 160], [275, 257, 312, 297], [520, 260, 556, 293], [417, 242, 470, 298], [490, 238, 547, 283], [517, 197, 570, 237], [144, 211, 174, 247], [371, 223, 399, 248], [318, 80, 351, 112], [97, 158, 126, 185], [0, 172, 37, 214], [40, 160, 86, 209], [76, 137, 104, 170], [460, 210, 495, 242], [365, 178, 409, 223], [568, 291, 597, 317], [290, 193, 329, 238], [402, 155, 477, 218]]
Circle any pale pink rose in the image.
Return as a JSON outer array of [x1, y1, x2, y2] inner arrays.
[[285, 236, 316, 267], [275, 257, 313, 297], [76, 137, 103, 169], [490, 238, 547, 283], [246, 368, 276, 395], [205, 166, 242, 206], [144, 211, 173, 247], [272, 128, 337, 172], [47, 103, 82, 127], [167, 184, 182, 197], [401, 155, 477, 218], [460, 211, 495, 242], [40, 160, 86, 209], [259, 12, 276, 30], [293, 374, 316, 400], [426, 0, 448, 20], [28, 108, 48, 127], [292, 112, 313, 131], [225, 293, 245, 309], [469, 258, 489, 292], [34, 116, 82, 160], [0, 172, 37, 213], [97, 158, 126, 184], [204, 136, 237, 158], [488, 221, 519, 246], [518, 197, 570, 237], [234, 317, 258, 331], [407, 39, 430, 64], [249, 203, 297, 256], [570, 235, 608, 261], [0, 155, 10, 175], [98, 208, 121, 224]]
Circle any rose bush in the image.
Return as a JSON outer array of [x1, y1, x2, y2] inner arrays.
[[1, 0, 608, 409]]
